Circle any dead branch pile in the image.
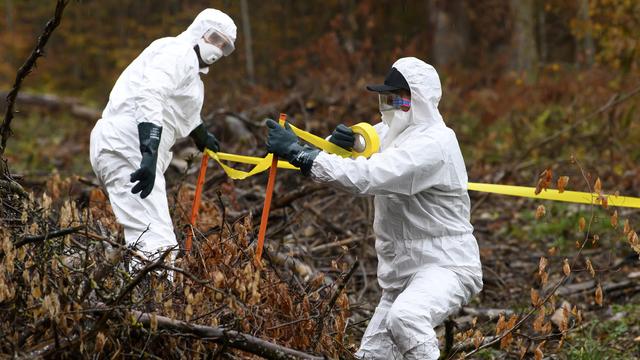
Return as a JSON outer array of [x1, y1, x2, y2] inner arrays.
[[0, 173, 359, 359]]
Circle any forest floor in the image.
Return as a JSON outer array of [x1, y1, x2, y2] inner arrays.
[[2, 65, 640, 359]]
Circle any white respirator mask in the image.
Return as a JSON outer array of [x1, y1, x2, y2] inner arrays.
[[197, 28, 235, 65], [197, 38, 224, 65]]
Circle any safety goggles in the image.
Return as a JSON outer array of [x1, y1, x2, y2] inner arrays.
[[378, 93, 411, 112], [203, 28, 234, 56]]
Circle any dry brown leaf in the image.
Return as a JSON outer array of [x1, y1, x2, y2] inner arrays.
[[534, 341, 545, 360], [473, 329, 483, 349], [94, 332, 107, 353], [531, 288, 540, 306], [562, 259, 571, 276], [557, 176, 569, 193], [611, 210, 618, 228], [533, 309, 545, 332], [578, 217, 586, 231], [586, 258, 595, 277], [496, 313, 506, 335], [535, 168, 553, 195], [538, 257, 548, 275], [535, 204, 546, 219], [594, 177, 602, 194], [540, 271, 549, 287], [623, 219, 631, 235], [595, 284, 603, 306]]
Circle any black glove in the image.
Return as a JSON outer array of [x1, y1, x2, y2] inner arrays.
[[329, 124, 355, 150], [265, 119, 319, 175], [189, 123, 220, 152], [130, 122, 162, 199]]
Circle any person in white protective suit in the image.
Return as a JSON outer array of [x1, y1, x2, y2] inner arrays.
[[89, 9, 236, 259], [265, 57, 483, 359]]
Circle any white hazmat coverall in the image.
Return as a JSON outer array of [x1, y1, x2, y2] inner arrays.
[[311, 57, 483, 359], [89, 9, 236, 255]]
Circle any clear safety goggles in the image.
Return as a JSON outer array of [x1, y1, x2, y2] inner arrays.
[[203, 28, 234, 56], [378, 93, 411, 112]]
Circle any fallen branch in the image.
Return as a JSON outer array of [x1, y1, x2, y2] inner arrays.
[[130, 309, 324, 360], [0, 91, 100, 122], [14, 225, 84, 248], [0, 225, 85, 262], [460, 307, 515, 321]]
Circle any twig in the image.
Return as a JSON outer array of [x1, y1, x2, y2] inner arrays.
[[0, 225, 85, 261], [14, 225, 84, 248], [1, 0, 69, 157], [464, 155, 601, 357], [37, 248, 174, 358], [310, 236, 371, 253], [313, 259, 359, 351]]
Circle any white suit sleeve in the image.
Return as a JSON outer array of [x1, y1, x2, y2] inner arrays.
[[134, 52, 185, 127], [310, 137, 447, 196]]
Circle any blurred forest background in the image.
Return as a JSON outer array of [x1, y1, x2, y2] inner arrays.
[[1, 0, 640, 359]]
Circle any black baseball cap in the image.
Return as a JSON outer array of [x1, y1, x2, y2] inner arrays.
[[366, 67, 410, 93]]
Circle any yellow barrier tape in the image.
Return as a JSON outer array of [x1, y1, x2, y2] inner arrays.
[[203, 121, 640, 209], [468, 182, 640, 209], [206, 122, 380, 180]]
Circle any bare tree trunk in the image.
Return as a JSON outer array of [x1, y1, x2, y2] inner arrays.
[[511, 0, 538, 82], [4, 0, 13, 32], [240, 0, 255, 85], [431, 1, 469, 67], [538, 1, 548, 63], [578, 0, 595, 66]]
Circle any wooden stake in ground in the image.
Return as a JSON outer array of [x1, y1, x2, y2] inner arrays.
[[255, 113, 286, 266]]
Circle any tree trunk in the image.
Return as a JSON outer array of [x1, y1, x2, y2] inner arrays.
[[538, 1, 547, 63], [578, 0, 595, 66], [431, 1, 469, 67], [511, 0, 538, 81], [4, 0, 12, 32], [240, 0, 255, 85]]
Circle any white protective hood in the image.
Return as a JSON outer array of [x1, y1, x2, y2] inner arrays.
[[177, 8, 237, 47], [382, 57, 445, 148], [177, 9, 237, 74]]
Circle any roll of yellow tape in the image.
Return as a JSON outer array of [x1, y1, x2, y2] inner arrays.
[[350, 122, 380, 158], [206, 121, 381, 180]]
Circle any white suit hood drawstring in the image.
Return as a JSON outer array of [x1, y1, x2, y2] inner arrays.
[[177, 9, 237, 73]]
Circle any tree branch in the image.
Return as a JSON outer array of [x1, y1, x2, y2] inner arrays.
[[129, 309, 324, 360], [1, 0, 69, 157]]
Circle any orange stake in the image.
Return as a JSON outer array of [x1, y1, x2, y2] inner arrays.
[[255, 113, 286, 266], [185, 154, 209, 253]]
